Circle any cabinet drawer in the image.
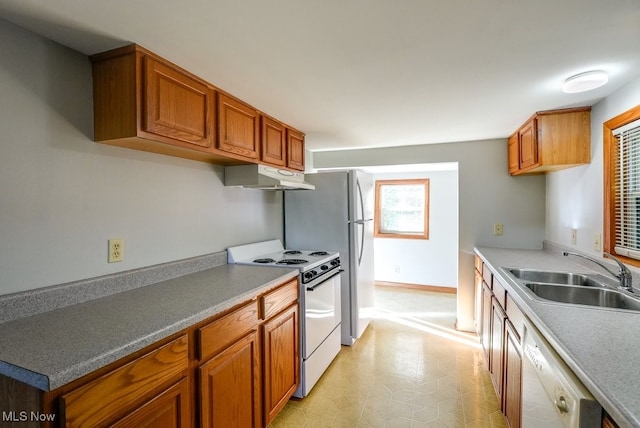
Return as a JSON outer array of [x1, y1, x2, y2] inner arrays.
[[492, 277, 507, 309], [261, 279, 298, 320], [482, 264, 493, 287], [198, 300, 259, 361], [506, 294, 525, 339], [61, 335, 188, 428], [474, 255, 483, 273]]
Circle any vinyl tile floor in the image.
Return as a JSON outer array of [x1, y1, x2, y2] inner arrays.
[[269, 285, 506, 428]]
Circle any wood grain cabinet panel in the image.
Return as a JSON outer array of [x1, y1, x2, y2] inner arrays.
[[199, 331, 261, 428], [480, 281, 492, 364], [110, 378, 191, 428], [508, 107, 591, 175], [197, 300, 259, 361], [61, 335, 188, 428], [286, 129, 305, 171], [490, 297, 505, 407], [518, 119, 538, 170], [217, 93, 260, 160], [261, 115, 287, 167], [261, 279, 298, 320], [508, 134, 520, 174], [262, 304, 299, 425], [503, 321, 522, 428], [143, 56, 213, 147]]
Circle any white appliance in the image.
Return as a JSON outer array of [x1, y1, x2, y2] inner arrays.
[[227, 240, 341, 398], [284, 170, 375, 346], [521, 320, 601, 427]]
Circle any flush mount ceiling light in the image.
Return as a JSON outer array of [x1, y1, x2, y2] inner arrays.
[[563, 70, 609, 93]]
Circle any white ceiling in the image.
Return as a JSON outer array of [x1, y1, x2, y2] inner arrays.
[[1, 0, 639, 152]]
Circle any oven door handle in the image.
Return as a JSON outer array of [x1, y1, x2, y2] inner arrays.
[[306, 269, 343, 291]]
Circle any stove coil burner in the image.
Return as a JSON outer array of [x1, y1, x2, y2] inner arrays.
[[309, 251, 329, 256], [283, 250, 302, 255], [276, 259, 308, 265], [253, 258, 276, 263]]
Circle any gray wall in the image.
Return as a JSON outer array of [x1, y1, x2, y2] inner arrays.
[[313, 139, 546, 330], [546, 75, 640, 255], [0, 20, 283, 295]]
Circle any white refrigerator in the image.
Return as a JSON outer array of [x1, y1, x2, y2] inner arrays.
[[284, 170, 375, 345]]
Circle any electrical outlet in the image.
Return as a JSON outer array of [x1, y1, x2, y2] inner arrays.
[[494, 224, 503, 236], [394, 265, 400, 274], [108, 239, 124, 263], [594, 234, 601, 251], [571, 229, 577, 245]]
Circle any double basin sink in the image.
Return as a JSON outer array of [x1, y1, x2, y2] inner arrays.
[[504, 268, 640, 311]]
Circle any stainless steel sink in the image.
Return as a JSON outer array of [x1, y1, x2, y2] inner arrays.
[[504, 267, 640, 311], [507, 268, 602, 286], [524, 282, 640, 311]]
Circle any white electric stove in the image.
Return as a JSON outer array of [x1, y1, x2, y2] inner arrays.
[[227, 240, 342, 398]]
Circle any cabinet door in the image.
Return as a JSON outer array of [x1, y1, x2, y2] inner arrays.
[[217, 93, 259, 160], [474, 270, 483, 335], [199, 330, 261, 428], [143, 56, 213, 148], [262, 304, 299, 425], [261, 116, 287, 167], [503, 321, 522, 428], [518, 119, 538, 170], [508, 134, 520, 174], [61, 335, 188, 428], [480, 281, 492, 364], [286, 129, 305, 171], [111, 378, 191, 428], [490, 297, 506, 406]]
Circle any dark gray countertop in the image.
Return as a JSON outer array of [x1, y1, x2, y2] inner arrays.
[[475, 246, 640, 428], [0, 263, 297, 391]]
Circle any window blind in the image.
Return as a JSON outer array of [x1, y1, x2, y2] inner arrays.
[[614, 119, 640, 260]]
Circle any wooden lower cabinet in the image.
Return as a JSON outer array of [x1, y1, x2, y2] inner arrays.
[[199, 330, 261, 428], [480, 281, 492, 364], [475, 258, 522, 428], [262, 304, 299, 425], [111, 378, 191, 428], [61, 335, 190, 428], [490, 297, 506, 405], [0, 279, 299, 428], [197, 280, 299, 428], [503, 321, 522, 428]]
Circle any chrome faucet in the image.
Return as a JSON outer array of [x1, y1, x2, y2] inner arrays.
[[562, 251, 633, 292]]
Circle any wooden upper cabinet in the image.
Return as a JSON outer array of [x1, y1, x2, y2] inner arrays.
[[91, 44, 305, 169], [261, 115, 287, 167], [287, 129, 305, 171], [518, 119, 538, 170], [143, 56, 213, 148], [217, 93, 260, 161], [508, 107, 591, 175], [91, 45, 227, 163]]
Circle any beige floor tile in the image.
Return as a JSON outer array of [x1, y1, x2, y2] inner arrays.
[[269, 286, 506, 428]]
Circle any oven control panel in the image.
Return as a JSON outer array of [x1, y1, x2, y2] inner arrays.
[[302, 258, 341, 284]]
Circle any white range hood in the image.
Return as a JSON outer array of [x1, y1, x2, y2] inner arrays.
[[224, 164, 315, 190]]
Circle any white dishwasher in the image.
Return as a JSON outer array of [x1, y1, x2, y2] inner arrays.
[[522, 320, 601, 428]]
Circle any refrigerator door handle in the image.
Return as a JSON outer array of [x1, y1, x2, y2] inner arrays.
[[349, 219, 373, 225]]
